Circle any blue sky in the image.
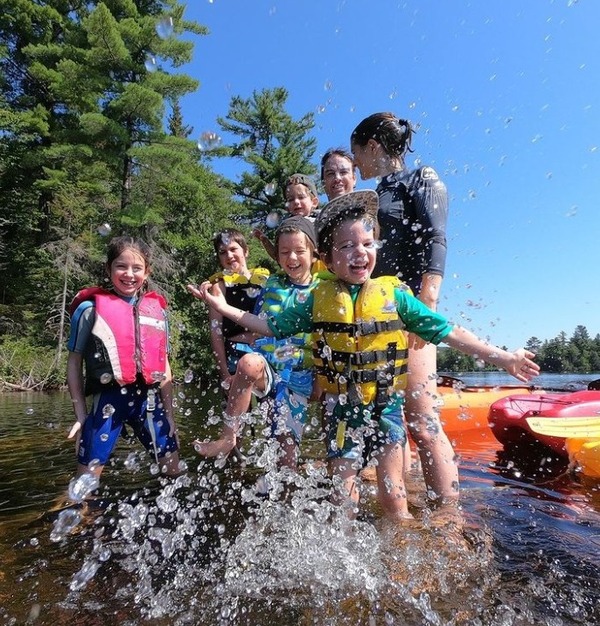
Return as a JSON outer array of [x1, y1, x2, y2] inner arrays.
[[176, 0, 599, 350]]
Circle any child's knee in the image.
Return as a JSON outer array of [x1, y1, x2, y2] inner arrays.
[[237, 353, 266, 379]]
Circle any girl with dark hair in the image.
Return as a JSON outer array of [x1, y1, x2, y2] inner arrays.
[[67, 236, 181, 488], [351, 112, 456, 506]]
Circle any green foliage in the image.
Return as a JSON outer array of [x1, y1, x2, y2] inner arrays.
[[0, 336, 65, 391], [215, 87, 318, 224]]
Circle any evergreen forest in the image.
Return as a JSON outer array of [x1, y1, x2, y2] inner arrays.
[[0, 1, 597, 391]]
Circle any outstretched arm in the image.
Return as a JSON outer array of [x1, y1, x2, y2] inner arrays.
[[252, 228, 278, 263], [187, 281, 274, 338], [443, 326, 540, 383]]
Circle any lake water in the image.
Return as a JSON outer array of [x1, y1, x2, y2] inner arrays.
[[1, 373, 600, 625]]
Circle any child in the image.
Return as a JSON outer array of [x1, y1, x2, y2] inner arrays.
[[253, 174, 320, 263], [190, 191, 540, 521], [191, 217, 317, 471], [208, 229, 270, 391], [67, 236, 181, 485]]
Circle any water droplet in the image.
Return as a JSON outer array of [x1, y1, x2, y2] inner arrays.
[[264, 182, 277, 197], [184, 369, 194, 383], [151, 371, 165, 382], [70, 559, 100, 591], [156, 16, 173, 39], [197, 131, 222, 151], [144, 54, 157, 72], [100, 433, 109, 442], [25, 407, 34, 415], [50, 508, 82, 542], [97, 223, 111, 236], [102, 404, 115, 419], [265, 211, 280, 228], [100, 373, 113, 385], [157, 493, 178, 513]]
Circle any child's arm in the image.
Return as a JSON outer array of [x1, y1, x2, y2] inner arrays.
[[208, 281, 232, 383], [443, 326, 539, 383], [252, 228, 278, 263], [187, 281, 275, 337], [66, 351, 87, 450]]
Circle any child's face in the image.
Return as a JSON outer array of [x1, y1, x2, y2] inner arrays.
[[217, 240, 249, 274], [327, 218, 377, 285], [285, 183, 318, 217], [322, 154, 356, 200], [109, 249, 150, 298], [277, 232, 313, 285]]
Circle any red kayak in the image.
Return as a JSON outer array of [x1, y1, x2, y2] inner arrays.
[[488, 390, 600, 456]]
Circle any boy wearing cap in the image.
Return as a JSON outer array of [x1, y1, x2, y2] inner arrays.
[[192, 217, 319, 473], [191, 191, 539, 521], [254, 174, 320, 263]]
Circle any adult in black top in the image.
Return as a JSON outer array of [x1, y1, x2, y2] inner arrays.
[[351, 112, 456, 507]]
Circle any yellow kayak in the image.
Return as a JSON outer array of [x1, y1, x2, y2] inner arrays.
[[565, 438, 600, 479]]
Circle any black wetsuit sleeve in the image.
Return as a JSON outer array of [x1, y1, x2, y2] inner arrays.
[[411, 166, 448, 281]]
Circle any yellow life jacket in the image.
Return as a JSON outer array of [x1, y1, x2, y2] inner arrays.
[[312, 276, 409, 407]]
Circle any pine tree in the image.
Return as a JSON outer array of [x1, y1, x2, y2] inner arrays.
[[215, 87, 318, 224]]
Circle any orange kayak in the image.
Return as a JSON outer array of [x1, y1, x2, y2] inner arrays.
[[437, 381, 545, 434]]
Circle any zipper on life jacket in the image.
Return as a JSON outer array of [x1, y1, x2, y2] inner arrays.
[[133, 299, 142, 374]]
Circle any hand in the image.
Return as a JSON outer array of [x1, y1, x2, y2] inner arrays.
[[187, 281, 225, 311], [251, 228, 265, 241], [68, 421, 82, 454], [506, 348, 540, 383]]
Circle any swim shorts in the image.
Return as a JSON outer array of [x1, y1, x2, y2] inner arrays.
[[77, 384, 178, 467]]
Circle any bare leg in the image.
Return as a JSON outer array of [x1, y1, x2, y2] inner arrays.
[[159, 450, 183, 476], [276, 433, 299, 471], [405, 340, 459, 504], [328, 457, 360, 519], [194, 353, 267, 458], [375, 442, 413, 520], [75, 462, 103, 479]]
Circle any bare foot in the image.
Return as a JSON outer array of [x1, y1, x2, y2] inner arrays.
[[193, 437, 235, 458]]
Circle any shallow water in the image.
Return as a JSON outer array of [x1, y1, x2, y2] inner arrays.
[[1, 374, 599, 625]]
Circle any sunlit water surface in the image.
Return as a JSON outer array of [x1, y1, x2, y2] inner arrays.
[[1, 373, 599, 625]]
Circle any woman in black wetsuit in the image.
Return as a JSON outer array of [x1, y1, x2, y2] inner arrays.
[[350, 112, 456, 506]]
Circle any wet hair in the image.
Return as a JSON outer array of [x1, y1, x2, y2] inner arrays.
[[212, 228, 248, 256], [318, 208, 379, 265], [320, 147, 355, 181], [106, 236, 151, 270], [350, 113, 415, 163]]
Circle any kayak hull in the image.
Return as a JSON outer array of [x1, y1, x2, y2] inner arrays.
[[488, 390, 600, 456], [565, 438, 600, 478], [437, 384, 544, 434]]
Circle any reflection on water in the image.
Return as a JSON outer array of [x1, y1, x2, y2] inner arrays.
[[1, 377, 599, 625]]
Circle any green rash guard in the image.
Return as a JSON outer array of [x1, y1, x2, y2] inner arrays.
[[265, 281, 454, 344]]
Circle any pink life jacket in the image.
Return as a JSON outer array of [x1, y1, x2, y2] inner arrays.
[[70, 287, 168, 387]]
